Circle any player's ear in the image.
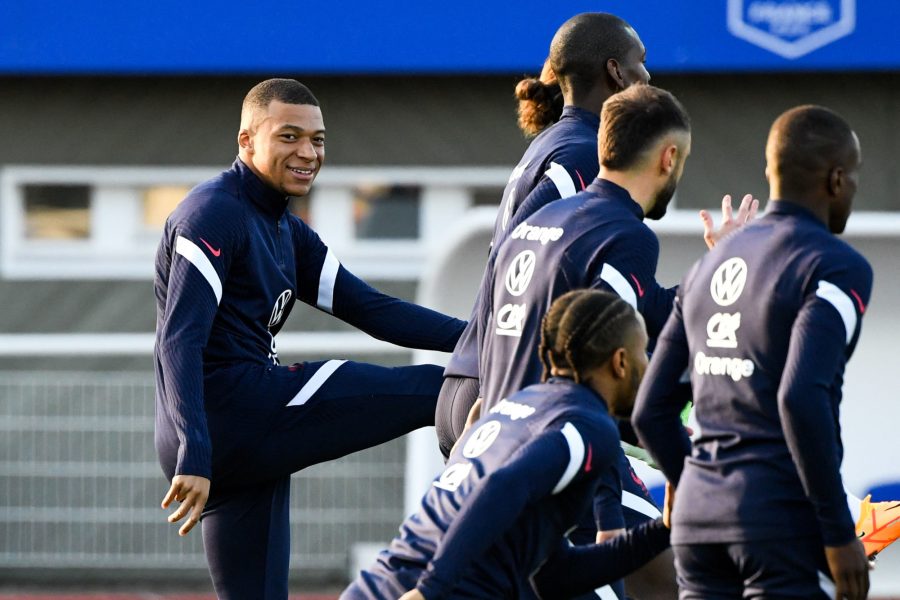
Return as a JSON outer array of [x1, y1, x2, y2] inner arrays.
[[606, 58, 625, 90], [827, 165, 844, 197], [610, 347, 628, 380], [660, 143, 678, 175], [238, 129, 254, 154]]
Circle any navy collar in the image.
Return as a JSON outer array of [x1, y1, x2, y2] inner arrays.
[[546, 376, 611, 411], [766, 199, 828, 231], [585, 178, 645, 221], [560, 105, 601, 130], [233, 157, 291, 219]]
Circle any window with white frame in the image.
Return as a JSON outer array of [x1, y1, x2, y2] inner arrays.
[[0, 166, 510, 280]]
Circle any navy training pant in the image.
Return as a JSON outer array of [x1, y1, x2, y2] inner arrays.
[[673, 537, 833, 599], [158, 359, 444, 600], [434, 374, 481, 460]]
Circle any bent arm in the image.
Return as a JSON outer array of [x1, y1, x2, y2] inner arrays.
[[632, 297, 693, 486], [331, 267, 466, 351], [291, 216, 465, 351], [417, 428, 583, 599], [586, 229, 675, 339], [532, 519, 671, 599]]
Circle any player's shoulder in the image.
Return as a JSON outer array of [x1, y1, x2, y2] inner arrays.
[[169, 168, 245, 225], [163, 169, 249, 252], [552, 409, 620, 468], [808, 233, 873, 297], [583, 195, 656, 242], [817, 232, 871, 272], [536, 382, 618, 441], [542, 137, 598, 178]]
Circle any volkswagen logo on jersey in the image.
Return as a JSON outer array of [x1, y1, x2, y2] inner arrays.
[[433, 462, 473, 492], [710, 258, 748, 307], [268, 289, 293, 329], [505, 250, 537, 297], [462, 420, 502, 458]]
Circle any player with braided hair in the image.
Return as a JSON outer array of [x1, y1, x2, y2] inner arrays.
[[342, 290, 671, 600], [540, 289, 641, 387]]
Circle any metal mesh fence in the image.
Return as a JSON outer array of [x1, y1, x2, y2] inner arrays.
[[0, 371, 405, 575]]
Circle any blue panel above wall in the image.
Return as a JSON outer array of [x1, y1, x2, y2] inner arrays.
[[1, 0, 897, 74]]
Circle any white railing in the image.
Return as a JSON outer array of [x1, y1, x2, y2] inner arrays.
[[0, 332, 407, 357], [0, 369, 407, 576]]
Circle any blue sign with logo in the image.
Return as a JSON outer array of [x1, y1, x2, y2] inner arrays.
[[728, 0, 854, 59], [0, 0, 897, 74]]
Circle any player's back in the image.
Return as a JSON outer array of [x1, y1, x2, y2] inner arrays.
[[480, 179, 655, 412], [367, 378, 620, 599], [492, 105, 599, 241], [443, 106, 599, 381], [674, 199, 872, 544]]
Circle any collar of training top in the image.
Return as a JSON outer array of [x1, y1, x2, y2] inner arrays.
[[233, 157, 291, 219], [559, 105, 601, 130], [586, 178, 645, 221], [766, 199, 829, 230], [545, 376, 611, 411]]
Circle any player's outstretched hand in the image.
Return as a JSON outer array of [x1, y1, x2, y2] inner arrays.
[[398, 589, 426, 600], [161, 474, 211, 536], [825, 539, 869, 600], [699, 194, 760, 249]]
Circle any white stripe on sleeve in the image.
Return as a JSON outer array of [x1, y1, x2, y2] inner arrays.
[[552, 422, 585, 495], [594, 585, 619, 600], [622, 491, 662, 519], [286, 359, 347, 407], [599, 263, 638, 309], [175, 236, 223, 304], [545, 162, 577, 199], [815, 280, 857, 345], [317, 248, 341, 314], [818, 570, 836, 598]]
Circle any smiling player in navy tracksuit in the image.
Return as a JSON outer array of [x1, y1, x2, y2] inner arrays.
[[343, 290, 671, 600], [154, 79, 465, 600], [633, 106, 872, 599]]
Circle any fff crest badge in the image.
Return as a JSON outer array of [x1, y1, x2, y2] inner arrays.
[[727, 0, 855, 59]]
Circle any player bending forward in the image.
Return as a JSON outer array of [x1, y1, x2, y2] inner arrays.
[[342, 290, 671, 600]]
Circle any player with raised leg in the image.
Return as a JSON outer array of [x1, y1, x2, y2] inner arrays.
[[154, 79, 465, 599]]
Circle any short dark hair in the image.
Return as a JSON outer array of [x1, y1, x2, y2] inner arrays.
[[539, 289, 639, 383], [600, 84, 691, 171], [243, 78, 319, 115], [550, 13, 636, 97], [767, 105, 855, 191]]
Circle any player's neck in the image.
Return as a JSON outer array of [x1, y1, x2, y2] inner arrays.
[[599, 167, 658, 217], [565, 87, 614, 117], [769, 184, 830, 226]]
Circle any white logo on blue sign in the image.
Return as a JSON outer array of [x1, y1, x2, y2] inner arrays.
[[727, 0, 855, 59]]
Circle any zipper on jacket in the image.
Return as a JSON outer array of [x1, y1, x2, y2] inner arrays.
[[275, 218, 284, 267]]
